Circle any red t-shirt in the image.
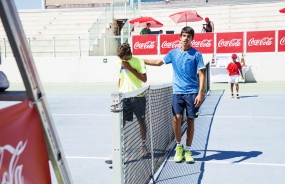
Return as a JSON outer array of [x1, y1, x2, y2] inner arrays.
[[226, 62, 242, 76]]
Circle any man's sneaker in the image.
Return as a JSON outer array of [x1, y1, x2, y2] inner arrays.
[[185, 150, 195, 164], [174, 145, 184, 163], [236, 94, 240, 99], [231, 94, 234, 98], [140, 145, 149, 158], [105, 156, 112, 164]]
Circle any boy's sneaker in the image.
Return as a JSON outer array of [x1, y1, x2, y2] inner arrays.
[[185, 150, 195, 164], [231, 94, 234, 98], [236, 94, 240, 99], [174, 145, 184, 163]]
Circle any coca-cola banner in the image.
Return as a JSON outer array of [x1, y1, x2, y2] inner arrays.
[[132, 35, 157, 55], [278, 30, 285, 52], [160, 33, 214, 54], [217, 32, 244, 53], [192, 33, 214, 54], [0, 101, 51, 183], [160, 34, 180, 54], [246, 31, 275, 52]]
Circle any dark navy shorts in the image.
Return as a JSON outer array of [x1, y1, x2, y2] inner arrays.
[[172, 94, 200, 118], [122, 97, 146, 121]]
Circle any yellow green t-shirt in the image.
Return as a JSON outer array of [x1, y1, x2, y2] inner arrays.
[[117, 56, 147, 93]]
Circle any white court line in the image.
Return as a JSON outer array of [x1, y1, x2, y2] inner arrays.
[[199, 115, 285, 119], [167, 160, 285, 167], [66, 156, 107, 160], [52, 114, 111, 116]]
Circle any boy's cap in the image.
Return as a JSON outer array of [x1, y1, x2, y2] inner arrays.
[[232, 54, 237, 58], [205, 17, 209, 21]]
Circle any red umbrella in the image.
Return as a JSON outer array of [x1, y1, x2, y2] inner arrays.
[[279, 8, 285, 13], [169, 10, 203, 26], [129, 17, 163, 28]]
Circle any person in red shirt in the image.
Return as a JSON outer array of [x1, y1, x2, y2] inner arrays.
[[226, 54, 244, 99]]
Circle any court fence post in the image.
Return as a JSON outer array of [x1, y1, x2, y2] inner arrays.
[[111, 92, 124, 184]]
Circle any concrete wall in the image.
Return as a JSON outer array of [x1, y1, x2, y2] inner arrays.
[[1, 53, 285, 84]]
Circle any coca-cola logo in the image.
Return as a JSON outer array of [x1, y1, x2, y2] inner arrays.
[[280, 37, 285, 45], [248, 37, 273, 46], [218, 39, 242, 47], [191, 39, 212, 47], [161, 40, 181, 49], [134, 41, 155, 49], [0, 141, 27, 184]]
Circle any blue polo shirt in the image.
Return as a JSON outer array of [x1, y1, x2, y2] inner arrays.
[[163, 48, 205, 94]]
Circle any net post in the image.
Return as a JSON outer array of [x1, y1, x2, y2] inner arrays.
[[147, 89, 155, 182], [111, 92, 124, 184]]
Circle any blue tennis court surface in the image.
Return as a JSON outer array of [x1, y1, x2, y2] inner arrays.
[[4, 83, 284, 184], [155, 91, 285, 184]]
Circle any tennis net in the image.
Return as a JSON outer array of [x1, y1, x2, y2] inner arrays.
[[110, 62, 210, 184]]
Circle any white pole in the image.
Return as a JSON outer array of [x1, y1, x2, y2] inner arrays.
[[138, 0, 141, 17], [42, 0, 46, 9], [3, 38, 6, 58], [125, 1, 127, 18], [111, 2, 114, 20], [121, 31, 123, 44], [104, 37, 106, 57], [53, 37, 55, 57], [275, 30, 278, 53], [78, 37, 81, 58], [158, 34, 160, 56]]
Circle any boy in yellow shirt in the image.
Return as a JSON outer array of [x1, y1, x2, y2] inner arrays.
[[105, 43, 148, 164]]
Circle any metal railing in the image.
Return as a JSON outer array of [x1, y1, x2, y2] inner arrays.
[[0, 37, 88, 58], [88, 4, 111, 53], [88, 1, 139, 56], [120, 8, 137, 44]]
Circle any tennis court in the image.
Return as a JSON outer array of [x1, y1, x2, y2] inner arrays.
[[3, 82, 285, 184]]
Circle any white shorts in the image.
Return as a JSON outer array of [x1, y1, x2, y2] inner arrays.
[[229, 75, 239, 83]]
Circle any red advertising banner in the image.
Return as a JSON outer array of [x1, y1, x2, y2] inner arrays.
[[191, 33, 214, 54], [159, 33, 214, 54], [246, 31, 275, 52], [0, 100, 51, 184], [217, 32, 244, 53], [160, 34, 180, 54], [132, 35, 157, 55], [278, 30, 285, 52]]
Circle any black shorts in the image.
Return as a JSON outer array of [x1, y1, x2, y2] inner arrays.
[[123, 97, 146, 121], [172, 94, 200, 118]]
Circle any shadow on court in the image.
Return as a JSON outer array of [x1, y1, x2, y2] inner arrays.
[[195, 150, 262, 163], [240, 95, 258, 98]]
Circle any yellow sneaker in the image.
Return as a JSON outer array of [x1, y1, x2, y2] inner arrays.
[[174, 145, 184, 163], [185, 150, 195, 164]]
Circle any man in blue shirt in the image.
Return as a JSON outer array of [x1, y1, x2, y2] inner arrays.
[[144, 26, 205, 164]]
